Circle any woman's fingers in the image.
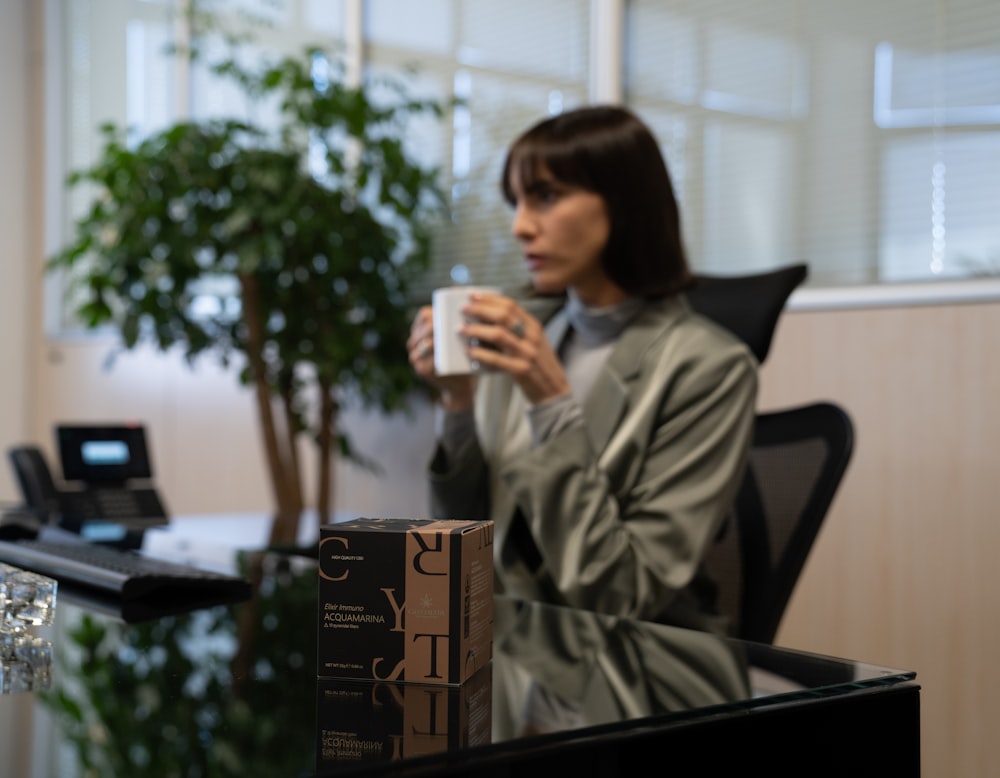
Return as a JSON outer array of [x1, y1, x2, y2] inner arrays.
[[465, 292, 521, 326], [463, 318, 535, 363], [459, 295, 569, 404], [407, 306, 437, 374], [461, 293, 534, 354]]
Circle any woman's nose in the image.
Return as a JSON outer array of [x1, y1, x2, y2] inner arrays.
[[511, 203, 536, 241]]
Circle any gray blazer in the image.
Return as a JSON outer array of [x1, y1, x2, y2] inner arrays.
[[429, 293, 758, 633]]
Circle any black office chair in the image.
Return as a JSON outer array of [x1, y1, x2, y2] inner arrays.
[[706, 401, 855, 644], [685, 262, 837, 642], [686, 263, 808, 364]]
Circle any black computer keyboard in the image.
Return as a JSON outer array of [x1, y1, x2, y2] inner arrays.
[[0, 538, 253, 603]]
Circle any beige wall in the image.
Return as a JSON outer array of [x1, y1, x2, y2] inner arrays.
[[27, 337, 435, 520], [0, 0, 32, 497], [761, 300, 1000, 778], [0, 1, 36, 776]]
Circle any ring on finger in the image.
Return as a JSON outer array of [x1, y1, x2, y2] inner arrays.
[[510, 319, 526, 339]]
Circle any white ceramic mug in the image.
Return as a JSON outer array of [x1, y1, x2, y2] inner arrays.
[[431, 286, 499, 375]]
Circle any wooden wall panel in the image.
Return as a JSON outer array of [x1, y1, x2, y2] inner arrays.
[[759, 300, 1000, 778]]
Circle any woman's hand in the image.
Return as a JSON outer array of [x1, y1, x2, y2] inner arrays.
[[407, 306, 476, 411], [461, 292, 571, 406]]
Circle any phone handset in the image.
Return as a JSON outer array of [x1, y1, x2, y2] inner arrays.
[[7, 446, 62, 515]]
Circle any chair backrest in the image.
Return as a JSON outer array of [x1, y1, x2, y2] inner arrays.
[[685, 263, 808, 364], [706, 401, 854, 644]]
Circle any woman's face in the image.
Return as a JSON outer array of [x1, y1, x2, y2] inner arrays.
[[507, 165, 624, 306]]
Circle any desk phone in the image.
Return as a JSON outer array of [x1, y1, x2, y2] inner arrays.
[[7, 424, 169, 533]]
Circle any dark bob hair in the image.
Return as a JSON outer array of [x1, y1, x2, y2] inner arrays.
[[501, 105, 692, 299]]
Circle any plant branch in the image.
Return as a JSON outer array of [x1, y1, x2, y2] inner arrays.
[[316, 383, 337, 523], [239, 272, 301, 544]]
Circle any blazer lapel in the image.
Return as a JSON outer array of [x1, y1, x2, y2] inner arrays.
[[582, 297, 687, 456]]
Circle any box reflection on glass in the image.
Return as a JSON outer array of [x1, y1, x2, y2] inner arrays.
[[1, 632, 53, 694], [317, 518, 494, 685], [315, 664, 493, 770], [0, 563, 56, 694]]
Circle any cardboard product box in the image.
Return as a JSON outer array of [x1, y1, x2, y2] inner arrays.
[[314, 665, 493, 772], [317, 518, 494, 685]]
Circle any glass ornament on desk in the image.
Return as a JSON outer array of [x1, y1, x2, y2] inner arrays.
[[1, 562, 57, 631], [0, 562, 56, 693]]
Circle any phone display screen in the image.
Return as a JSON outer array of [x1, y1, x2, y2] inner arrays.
[[56, 425, 153, 483]]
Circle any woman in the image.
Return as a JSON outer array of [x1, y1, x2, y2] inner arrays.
[[407, 105, 757, 633]]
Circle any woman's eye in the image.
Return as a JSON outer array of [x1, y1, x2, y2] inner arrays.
[[512, 182, 563, 210], [534, 186, 559, 204]]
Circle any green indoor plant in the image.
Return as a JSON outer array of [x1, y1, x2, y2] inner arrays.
[[49, 32, 451, 544]]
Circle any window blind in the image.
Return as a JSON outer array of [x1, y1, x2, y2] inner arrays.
[[625, 0, 1000, 286]]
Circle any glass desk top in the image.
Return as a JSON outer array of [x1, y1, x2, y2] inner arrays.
[[0, 540, 916, 777]]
